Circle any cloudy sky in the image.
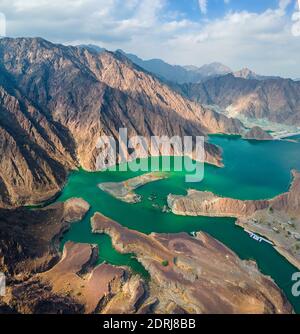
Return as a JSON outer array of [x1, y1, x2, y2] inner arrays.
[[0, 0, 300, 78]]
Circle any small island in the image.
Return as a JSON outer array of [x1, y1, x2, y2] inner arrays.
[[99, 172, 168, 203]]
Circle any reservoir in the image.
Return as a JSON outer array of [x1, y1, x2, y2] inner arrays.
[[58, 135, 300, 313]]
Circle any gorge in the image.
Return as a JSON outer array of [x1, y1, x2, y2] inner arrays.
[[1, 38, 300, 315]]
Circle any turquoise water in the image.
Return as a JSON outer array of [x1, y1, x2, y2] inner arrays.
[[58, 135, 300, 313]]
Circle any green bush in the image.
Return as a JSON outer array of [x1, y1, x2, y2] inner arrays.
[[161, 260, 169, 267]]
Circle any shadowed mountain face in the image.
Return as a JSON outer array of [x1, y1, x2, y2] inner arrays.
[[104, 50, 299, 125], [178, 74, 300, 125], [0, 38, 243, 208]]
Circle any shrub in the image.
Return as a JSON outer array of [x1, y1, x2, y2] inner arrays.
[[161, 260, 169, 267]]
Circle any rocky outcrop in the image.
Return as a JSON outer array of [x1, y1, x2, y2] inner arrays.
[[168, 190, 270, 218], [244, 126, 273, 140], [39, 242, 146, 314], [168, 171, 300, 270], [91, 212, 292, 314], [99, 172, 168, 203], [0, 197, 149, 314], [1, 204, 294, 314], [0, 37, 245, 207], [2, 242, 146, 314], [0, 198, 90, 278]]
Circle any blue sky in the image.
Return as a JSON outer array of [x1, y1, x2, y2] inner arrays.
[[166, 0, 291, 20], [1, 0, 300, 77]]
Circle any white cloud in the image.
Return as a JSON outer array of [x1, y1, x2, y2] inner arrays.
[[0, 0, 300, 78], [279, 0, 292, 10], [198, 0, 207, 14], [291, 0, 300, 36], [164, 1, 300, 77]]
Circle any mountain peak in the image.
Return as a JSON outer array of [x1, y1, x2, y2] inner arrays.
[[233, 68, 259, 79]]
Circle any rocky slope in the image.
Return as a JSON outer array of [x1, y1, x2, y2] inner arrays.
[[168, 170, 300, 219], [0, 84, 77, 207], [0, 37, 244, 207], [244, 126, 273, 140], [0, 200, 293, 314], [0, 198, 90, 278], [178, 74, 300, 126], [168, 171, 300, 269], [91, 212, 292, 314], [0, 198, 145, 314]]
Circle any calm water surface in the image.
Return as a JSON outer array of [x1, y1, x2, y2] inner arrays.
[[57, 135, 300, 312]]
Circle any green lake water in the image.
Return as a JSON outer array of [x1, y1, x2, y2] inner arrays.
[[58, 135, 300, 313]]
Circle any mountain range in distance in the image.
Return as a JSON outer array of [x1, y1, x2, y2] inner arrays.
[[78, 44, 285, 84], [79, 44, 300, 128], [1, 37, 299, 316]]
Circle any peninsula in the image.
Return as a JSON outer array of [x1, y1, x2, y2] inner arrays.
[[99, 172, 168, 203], [91, 212, 292, 314], [168, 170, 300, 270]]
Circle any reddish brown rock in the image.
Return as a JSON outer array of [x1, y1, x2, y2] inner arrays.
[[168, 171, 300, 270], [91, 212, 292, 314]]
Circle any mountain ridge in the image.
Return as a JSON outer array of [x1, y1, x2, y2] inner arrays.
[[0, 37, 243, 208], [177, 74, 300, 126]]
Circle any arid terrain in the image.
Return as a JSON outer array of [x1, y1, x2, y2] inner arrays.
[[0, 37, 247, 208], [99, 172, 168, 203], [168, 170, 300, 270], [0, 193, 295, 314], [0, 36, 299, 315]]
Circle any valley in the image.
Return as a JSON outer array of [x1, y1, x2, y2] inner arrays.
[[1, 37, 300, 315]]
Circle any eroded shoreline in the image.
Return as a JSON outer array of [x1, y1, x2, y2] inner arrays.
[[168, 170, 300, 270]]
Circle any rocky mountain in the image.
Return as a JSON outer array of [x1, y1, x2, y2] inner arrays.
[[0, 37, 243, 208], [77, 44, 106, 54], [178, 74, 300, 126], [117, 50, 232, 83], [243, 126, 273, 140], [80, 46, 281, 84], [190, 62, 232, 79], [232, 68, 277, 81]]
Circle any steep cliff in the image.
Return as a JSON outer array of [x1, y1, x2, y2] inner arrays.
[[168, 171, 300, 270], [0, 37, 244, 207], [179, 74, 300, 125]]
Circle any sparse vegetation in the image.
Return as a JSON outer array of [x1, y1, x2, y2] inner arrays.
[[161, 260, 169, 267]]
